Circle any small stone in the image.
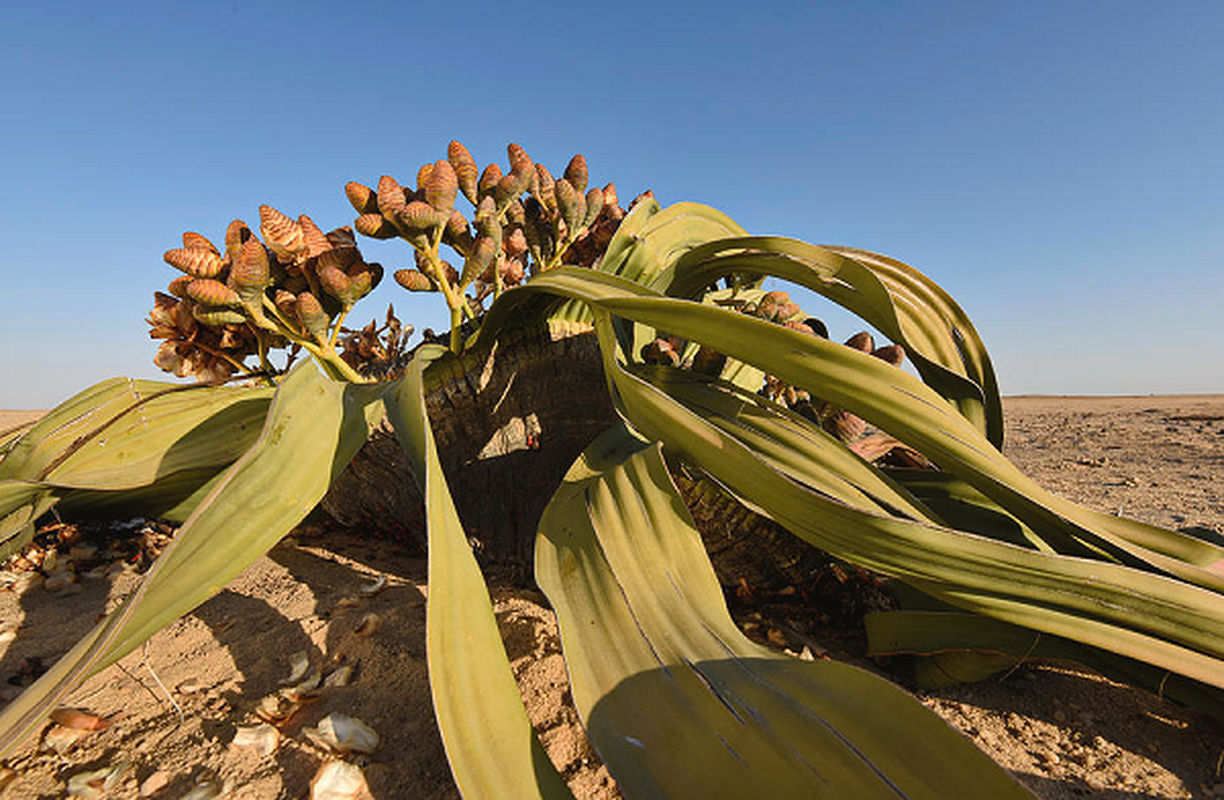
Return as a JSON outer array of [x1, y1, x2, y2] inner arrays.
[[176, 679, 206, 695], [140, 771, 170, 797]]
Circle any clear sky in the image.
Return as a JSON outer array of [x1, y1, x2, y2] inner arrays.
[[2, 1, 1221, 408]]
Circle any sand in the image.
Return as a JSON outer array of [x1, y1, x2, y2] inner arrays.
[[0, 396, 1221, 798]]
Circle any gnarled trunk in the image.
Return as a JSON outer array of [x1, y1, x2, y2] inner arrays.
[[323, 324, 826, 587]]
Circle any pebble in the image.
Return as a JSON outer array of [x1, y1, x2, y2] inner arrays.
[[176, 679, 206, 695], [140, 771, 170, 797]]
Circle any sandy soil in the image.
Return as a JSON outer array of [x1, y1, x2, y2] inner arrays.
[[0, 396, 1221, 798]]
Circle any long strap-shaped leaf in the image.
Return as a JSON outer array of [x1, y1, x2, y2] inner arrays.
[[0, 379, 271, 552], [0, 485, 58, 562], [661, 235, 1003, 446], [535, 424, 1028, 798], [637, 365, 940, 524], [0, 378, 163, 479], [0, 363, 382, 758], [824, 245, 1003, 446], [485, 266, 1224, 686], [507, 268, 1224, 587], [589, 317, 1224, 687], [0, 379, 268, 483], [382, 347, 571, 800], [863, 609, 1224, 719], [545, 199, 750, 336]]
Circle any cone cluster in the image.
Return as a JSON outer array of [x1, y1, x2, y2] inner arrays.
[[349, 141, 627, 322], [149, 207, 383, 381], [149, 141, 639, 376]]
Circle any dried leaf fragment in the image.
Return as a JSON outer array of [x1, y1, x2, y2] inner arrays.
[[354, 612, 381, 637], [254, 692, 307, 725], [66, 767, 111, 798], [283, 650, 311, 685], [323, 664, 354, 688], [66, 759, 128, 798], [311, 760, 373, 800], [51, 707, 110, 731], [359, 574, 386, 596], [232, 723, 281, 756], [304, 713, 379, 755], [176, 678, 207, 695], [285, 666, 322, 697], [44, 723, 88, 754]]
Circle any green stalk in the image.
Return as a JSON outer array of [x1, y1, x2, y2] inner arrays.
[[299, 340, 366, 383], [544, 231, 577, 270], [251, 327, 278, 387], [256, 294, 366, 383], [420, 227, 469, 354], [327, 308, 351, 349]]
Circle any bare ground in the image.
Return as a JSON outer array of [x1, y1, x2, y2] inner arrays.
[[0, 396, 1221, 798]]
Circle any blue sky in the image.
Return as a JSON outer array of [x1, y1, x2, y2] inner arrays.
[[2, 1, 1221, 408]]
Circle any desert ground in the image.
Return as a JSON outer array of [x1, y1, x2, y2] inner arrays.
[[0, 395, 1221, 798]]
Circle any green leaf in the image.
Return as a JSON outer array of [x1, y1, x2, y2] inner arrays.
[[544, 200, 751, 343], [0, 379, 272, 551], [56, 467, 232, 524], [515, 268, 1224, 588], [0, 363, 382, 758], [593, 311, 1222, 681], [0, 420, 37, 458], [382, 347, 571, 800], [636, 365, 938, 524], [883, 468, 1044, 551], [480, 264, 1224, 690], [864, 609, 1224, 719], [36, 387, 272, 489], [0, 487, 57, 561], [663, 235, 1002, 445], [0, 378, 183, 481], [535, 424, 1027, 798]]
